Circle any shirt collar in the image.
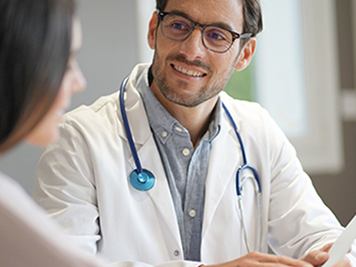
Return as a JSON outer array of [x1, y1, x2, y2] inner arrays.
[[135, 68, 221, 145]]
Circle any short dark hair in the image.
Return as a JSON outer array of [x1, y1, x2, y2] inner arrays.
[[0, 0, 75, 152], [156, 0, 263, 46]]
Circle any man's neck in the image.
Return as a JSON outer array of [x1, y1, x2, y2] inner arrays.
[[149, 80, 218, 148]]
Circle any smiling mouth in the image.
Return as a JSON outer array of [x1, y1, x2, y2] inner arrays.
[[172, 64, 206, 77]]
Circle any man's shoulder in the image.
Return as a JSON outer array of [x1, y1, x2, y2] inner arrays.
[[51, 91, 124, 142], [219, 91, 267, 118], [63, 92, 120, 127]]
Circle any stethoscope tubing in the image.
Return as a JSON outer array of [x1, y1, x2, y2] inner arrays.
[[119, 75, 143, 174], [222, 103, 262, 195], [120, 75, 262, 251]]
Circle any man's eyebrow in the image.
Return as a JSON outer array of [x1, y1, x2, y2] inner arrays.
[[166, 9, 236, 32]]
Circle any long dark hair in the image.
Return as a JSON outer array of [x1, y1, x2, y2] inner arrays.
[[0, 0, 75, 152]]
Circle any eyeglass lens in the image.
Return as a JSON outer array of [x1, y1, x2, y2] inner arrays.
[[161, 13, 234, 53]]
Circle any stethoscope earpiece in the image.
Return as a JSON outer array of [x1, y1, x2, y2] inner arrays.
[[129, 169, 155, 191]]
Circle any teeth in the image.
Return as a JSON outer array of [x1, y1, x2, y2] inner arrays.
[[174, 65, 204, 77]]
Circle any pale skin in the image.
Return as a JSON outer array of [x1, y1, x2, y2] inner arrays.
[[25, 18, 86, 146], [147, 0, 351, 266]]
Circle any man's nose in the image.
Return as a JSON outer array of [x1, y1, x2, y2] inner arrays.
[[178, 27, 207, 60]]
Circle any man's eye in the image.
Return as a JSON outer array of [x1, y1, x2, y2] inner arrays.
[[207, 30, 227, 41], [209, 32, 223, 40], [170, 21, 189, 31]]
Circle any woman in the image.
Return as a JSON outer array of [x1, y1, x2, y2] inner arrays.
[[0, 0, 107, 266]]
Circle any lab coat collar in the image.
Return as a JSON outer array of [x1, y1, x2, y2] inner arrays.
[[202, 96, 242, 239], [117, 63, 152, 145]]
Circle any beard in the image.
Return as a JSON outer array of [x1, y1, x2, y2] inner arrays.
[[151, 50, 237, 108]]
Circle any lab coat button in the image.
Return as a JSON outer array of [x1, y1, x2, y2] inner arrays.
[[189, 209, 196, 218], [182, 148, 190, 156], [174, 250, 180, 256]]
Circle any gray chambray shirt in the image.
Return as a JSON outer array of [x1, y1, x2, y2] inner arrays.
[[135, 67, 221, 261]]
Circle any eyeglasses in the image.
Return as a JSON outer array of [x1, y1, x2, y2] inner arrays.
[[157, 11, 252, 53]]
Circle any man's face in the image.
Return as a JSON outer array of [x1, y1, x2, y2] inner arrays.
[[148, 0, 253, 108]]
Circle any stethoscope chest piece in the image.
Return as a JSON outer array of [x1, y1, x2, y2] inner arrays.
[[120, 75, 156, 192], [129, 169, 155, 191]]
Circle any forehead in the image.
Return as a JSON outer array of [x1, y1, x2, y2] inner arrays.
[[164, 0, 244, 31]]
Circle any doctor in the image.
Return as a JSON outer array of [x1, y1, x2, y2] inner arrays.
[[34, 0, 354, 266]]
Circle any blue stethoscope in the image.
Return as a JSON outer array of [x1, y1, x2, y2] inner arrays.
[[120, 75, 262, 252]]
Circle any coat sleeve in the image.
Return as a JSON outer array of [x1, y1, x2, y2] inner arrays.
[[33, 120, 101, 254], [259, 107, 356, 265]]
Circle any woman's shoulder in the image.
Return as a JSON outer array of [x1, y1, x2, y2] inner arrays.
[[0, 172, 27, 200], [0, 173, 104, 266], [0, 172, 44, 218]]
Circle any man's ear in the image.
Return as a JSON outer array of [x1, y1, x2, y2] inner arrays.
[[234, 38, 257, 71], [147, 12, 159, 50]]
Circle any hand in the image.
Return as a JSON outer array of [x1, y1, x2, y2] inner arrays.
[[300, 243, 351, 267], [332, 259, 351, 267], [204, 252, 313, 267]]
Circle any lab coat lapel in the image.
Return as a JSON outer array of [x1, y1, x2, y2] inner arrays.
[[202, 110, 241, 238], [116, 70, 151, 144], [119, 72, 183, 250], [138, 136, 183, 248]]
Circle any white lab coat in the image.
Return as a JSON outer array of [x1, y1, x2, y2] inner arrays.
[[34, 63, 356, 266]]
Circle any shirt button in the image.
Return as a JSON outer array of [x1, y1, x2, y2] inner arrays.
[[182, 148, 190, 156], [161, 131, 168, 137], [175, 126, 183, 132], [174, 250, 180, 256], [189, 209, 196, 218]]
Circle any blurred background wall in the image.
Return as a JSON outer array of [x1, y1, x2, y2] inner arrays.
[[311, 0, 356, 226], [0, 0, 355, 227]]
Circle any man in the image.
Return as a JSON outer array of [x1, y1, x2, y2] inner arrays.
[[34, 0, 355, 266]]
